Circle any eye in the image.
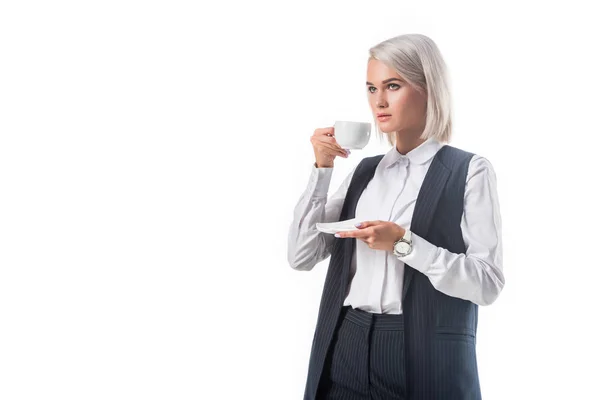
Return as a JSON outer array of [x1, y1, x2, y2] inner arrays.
[[367, 86, 377, 93], [388, 83, 401, 90]]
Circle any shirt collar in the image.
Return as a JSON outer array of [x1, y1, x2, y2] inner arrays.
[[381, 138, 444, 169]]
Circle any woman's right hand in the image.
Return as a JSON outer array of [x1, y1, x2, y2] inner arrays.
[[310, 127, 349, 168]]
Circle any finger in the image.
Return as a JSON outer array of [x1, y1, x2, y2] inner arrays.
[[319, 143, 348, 157], [311, 135, 347, 157], [327, 136, 345, 150], [357, 220, 381, 228], [336, 229, 369, 239], [314, 127, 334, 137], [355, 220, 371, 228], [320, 135, 344, 149], [324, 142, 348, 157]]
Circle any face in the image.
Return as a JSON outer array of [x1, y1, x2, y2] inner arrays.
[[366, 58, 427, 137]]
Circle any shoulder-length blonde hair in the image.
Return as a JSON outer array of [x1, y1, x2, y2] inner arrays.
[[368, 33, 452, 145]]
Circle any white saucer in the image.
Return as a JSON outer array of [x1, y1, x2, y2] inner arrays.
[[316, 218, 360, 234]]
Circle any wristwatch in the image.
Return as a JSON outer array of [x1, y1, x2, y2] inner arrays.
[[393, 229, 413, 257]]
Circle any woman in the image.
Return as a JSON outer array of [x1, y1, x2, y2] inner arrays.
[[287, 33, 504, 400]]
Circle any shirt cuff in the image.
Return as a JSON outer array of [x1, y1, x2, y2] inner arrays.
[[310, 163, 334, 197], [397, 232, 438, 274]]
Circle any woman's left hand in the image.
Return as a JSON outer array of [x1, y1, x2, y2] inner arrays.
[[335, 220, 406, 252]]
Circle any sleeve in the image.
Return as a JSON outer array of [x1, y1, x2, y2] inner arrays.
[[397, 155, 505, 305], [287, 163, 357, 271]]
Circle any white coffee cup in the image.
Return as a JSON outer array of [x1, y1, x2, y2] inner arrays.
[[334, 121, 371, 150]]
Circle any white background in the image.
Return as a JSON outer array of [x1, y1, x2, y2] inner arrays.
[[1, 0, 599, 399]]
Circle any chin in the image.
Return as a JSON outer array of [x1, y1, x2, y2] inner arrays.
[[377, 123, 400, 134]]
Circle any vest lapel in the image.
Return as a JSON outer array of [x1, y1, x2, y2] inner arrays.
[[402, 146, 451, 301], [339, 156, 383, 303]]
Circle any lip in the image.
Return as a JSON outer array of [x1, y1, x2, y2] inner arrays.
[[376, 113, 391, 117], [377, 114, 392, 121]]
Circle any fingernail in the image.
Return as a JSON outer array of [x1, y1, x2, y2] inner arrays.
[[355, 223, 362, 227], [334, 233, 340, 238]]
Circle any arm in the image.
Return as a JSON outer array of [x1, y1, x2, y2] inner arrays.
[[287, 163, 357, 271], [398, 156, 505, 305]]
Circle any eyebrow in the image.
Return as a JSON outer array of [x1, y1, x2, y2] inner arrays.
[[366, 78, 404, 85]]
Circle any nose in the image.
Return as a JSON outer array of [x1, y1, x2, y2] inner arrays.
[[375, 94, 388, 108]]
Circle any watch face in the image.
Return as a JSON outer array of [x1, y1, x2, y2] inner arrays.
[[396, 242, 411, 254]]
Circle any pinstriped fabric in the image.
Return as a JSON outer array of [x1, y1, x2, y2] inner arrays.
[[303, 145, 481, 400], [402, 158, 450, 302], [303, 158, 382, 400], [403, 146, 481, 399], [369, 328, 406, 400], [317, 306, 406, 400], [319, 314, 370, 399]]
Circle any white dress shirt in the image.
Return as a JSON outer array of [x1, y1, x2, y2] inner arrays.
[[287, 138, 505, 314]]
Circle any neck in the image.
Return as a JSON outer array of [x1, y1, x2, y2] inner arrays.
[[394, 132, 426, 155]]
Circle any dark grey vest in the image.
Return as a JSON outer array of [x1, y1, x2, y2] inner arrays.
[[303, 145, 481, 400]]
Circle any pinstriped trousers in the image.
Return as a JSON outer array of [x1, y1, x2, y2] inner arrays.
[[316, 306, 406, 400]]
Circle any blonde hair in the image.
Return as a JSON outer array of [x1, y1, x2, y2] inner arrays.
[[368, 33, 452, 146]]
